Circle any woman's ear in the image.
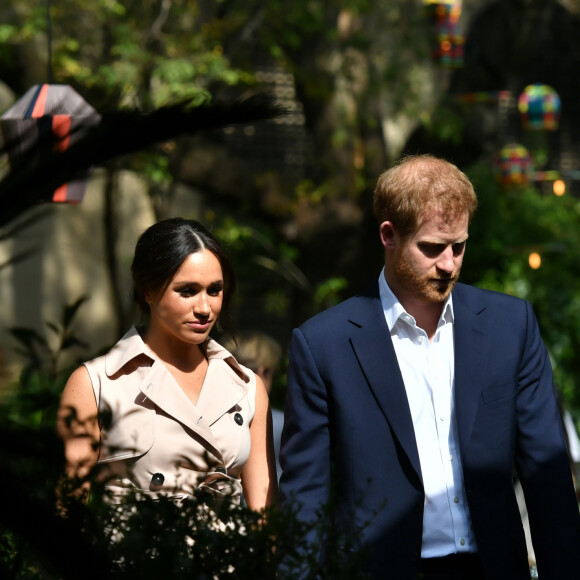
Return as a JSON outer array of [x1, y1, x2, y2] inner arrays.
[[379, 221, 397, 250]]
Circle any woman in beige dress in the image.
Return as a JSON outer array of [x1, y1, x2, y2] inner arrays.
[[57, 218, 277, 514]]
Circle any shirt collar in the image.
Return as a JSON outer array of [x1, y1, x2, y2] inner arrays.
[[378, 267, 454, 332], [105, 326, 251, 382]]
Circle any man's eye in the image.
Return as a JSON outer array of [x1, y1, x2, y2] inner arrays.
[[419, 244, 444, 257], [452, 242, 466, 256]]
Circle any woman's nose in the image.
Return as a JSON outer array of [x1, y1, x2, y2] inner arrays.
[[194, 293, 211, 314]]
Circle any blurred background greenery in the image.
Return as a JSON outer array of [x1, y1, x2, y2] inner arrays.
[[1, 0, 579, 444], [1, 0, 580, 445]]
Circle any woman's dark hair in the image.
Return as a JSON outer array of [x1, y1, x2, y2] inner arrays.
[[131, 218, 236, 334]]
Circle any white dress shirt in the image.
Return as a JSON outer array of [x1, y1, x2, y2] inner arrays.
[[378, 270, 476, 557]]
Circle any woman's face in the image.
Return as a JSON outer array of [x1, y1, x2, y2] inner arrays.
[[147, 250, 224, 347]]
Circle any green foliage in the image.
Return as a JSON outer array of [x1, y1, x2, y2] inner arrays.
[[214, 216, 310, 306], [72, 490, 366, 579], [2, 297, 88, 428], [40, 0, 254, 106], [463, 161, 580, 411], [0, 388, 367, 579], [295, 179, 335, 205], [0, 24, 18, 44], [314, 277, 349, 310], [423, 101, 464, 145], [0, 426, 67, 580], [212, 215, 351, 326], [9, 296, 88, 380], [132, 151, 173, 185], [0, 468, 369, 579]]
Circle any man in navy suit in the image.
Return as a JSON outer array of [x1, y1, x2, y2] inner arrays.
[[279, 155, 580, 579]]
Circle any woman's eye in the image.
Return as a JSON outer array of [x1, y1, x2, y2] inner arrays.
[[208, 285, 223, 296], [178, 287, 196, 297]]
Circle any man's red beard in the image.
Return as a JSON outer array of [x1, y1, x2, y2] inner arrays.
[[394, 255, 459, 304]]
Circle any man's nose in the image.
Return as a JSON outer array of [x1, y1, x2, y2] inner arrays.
[[436, 246, 455, 273]]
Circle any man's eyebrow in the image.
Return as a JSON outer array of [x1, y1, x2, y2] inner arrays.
[[419, 239, 466, 246], [423, 234, 469, 243]]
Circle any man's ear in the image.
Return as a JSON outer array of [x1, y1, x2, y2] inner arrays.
[[379, 221, 397, 250]]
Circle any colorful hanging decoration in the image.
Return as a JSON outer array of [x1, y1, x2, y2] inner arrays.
[[0, 84, 100, 204], [0, 93, 285, 227], [494, 143, 533, 187], [424, 0, 464, 68], [517, 84, 561, 131]]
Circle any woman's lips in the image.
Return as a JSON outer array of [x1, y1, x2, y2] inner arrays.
[[186, 320, 212, 331]]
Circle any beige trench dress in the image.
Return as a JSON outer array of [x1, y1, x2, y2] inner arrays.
[[84, 327, 256, 505]]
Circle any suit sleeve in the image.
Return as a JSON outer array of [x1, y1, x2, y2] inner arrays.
[[279, 327, 331, 538], [515, 301, 580, 578]]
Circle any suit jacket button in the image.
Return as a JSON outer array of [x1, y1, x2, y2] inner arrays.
[[234, 412, 243, 425], [151, 473, 165, 487]]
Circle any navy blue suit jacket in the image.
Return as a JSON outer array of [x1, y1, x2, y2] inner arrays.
[[280, 282, 580, 579]]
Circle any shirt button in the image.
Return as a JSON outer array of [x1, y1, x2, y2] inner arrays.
[[449, 455, 454, 461], [151, 473, 165, 487], [440, 416, 447, 421], [454, 496, 460, 503], [460, 538, 466, 546]]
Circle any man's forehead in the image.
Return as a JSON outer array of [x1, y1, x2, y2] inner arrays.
[[417, 231, 469, 243], [417, 205, 469, 228], [413, 209, 469, 240]]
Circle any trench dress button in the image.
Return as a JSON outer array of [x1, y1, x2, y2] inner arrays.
[[234, 413, 243, 425], [214, 466, 227, 475], [151, 473, 165, 487]]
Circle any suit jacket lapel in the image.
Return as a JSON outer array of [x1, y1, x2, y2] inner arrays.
[[452, 284, 488, 451], [348, 283, 422, 482]]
